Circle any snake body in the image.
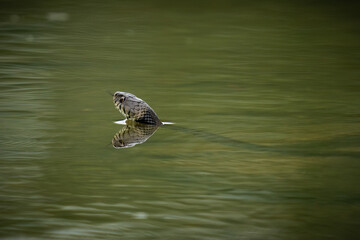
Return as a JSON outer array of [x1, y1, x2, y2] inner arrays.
[[113, 91, 162, 126]]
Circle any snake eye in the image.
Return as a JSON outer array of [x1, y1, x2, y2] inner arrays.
[[120, 96, 126, 103]]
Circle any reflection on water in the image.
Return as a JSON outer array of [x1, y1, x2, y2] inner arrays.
[[112, 121, 159, 149], [1, 1, 360, 240]]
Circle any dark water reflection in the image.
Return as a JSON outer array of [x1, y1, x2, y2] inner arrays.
[[1, 1, 360, 240]]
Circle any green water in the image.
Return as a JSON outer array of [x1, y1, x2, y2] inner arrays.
[[1, 1, 359, 239]]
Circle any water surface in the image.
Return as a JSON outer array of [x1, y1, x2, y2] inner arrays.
[[1, 1, 359, 239]]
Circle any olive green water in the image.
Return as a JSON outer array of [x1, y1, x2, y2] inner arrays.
[[1, 1, 359, 239]]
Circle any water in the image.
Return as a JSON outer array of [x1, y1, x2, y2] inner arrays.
[[1, 1, 359, 239]]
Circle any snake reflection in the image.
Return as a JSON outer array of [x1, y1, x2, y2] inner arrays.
[[112, 121, 159, 149]]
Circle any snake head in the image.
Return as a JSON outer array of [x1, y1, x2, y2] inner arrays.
[[113, 91, 128, 105], [113, 91, 137, 119]]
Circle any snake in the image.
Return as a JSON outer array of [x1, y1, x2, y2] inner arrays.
[[111, 91, 359, 158], [113, 91, 162, 126]]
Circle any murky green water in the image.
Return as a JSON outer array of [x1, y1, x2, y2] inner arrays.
[[1, 1, 359, 239]]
